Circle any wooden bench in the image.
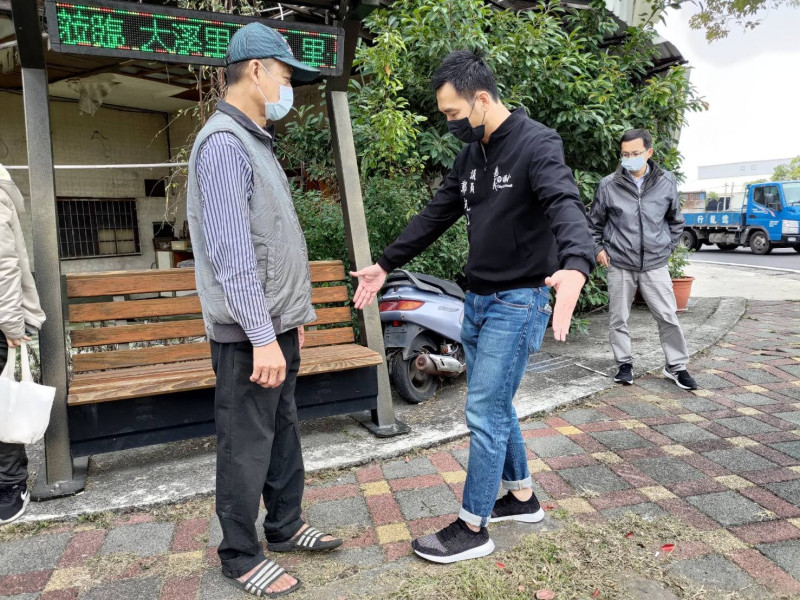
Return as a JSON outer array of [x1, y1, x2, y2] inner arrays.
[[64, 261, 383, 457]]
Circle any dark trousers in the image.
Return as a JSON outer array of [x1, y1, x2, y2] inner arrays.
[[0, 336, 28, 488], [211, 329, 305, 578]]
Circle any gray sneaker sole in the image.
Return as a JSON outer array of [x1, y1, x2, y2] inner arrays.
[[489, 507, 545, 524], [413, 538, 495, 564]]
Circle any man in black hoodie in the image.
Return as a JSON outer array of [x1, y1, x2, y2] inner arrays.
[[351, 51, 595, 563]]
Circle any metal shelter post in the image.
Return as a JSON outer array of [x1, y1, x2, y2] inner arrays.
[[10, 0, 87, 499], [326, 18, 409, 437]]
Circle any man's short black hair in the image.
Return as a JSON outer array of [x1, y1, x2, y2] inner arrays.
[[225, 60, 251, 87], [620, 129, 653, 150], [431, 50, 500, 102]]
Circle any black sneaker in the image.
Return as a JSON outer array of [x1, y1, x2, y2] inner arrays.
[[0, 484, 29, 525], [663, 368, 698, 390], [614, 363, 634, 385], [490, 491, 545, 523], [411, 519, 494, 564]]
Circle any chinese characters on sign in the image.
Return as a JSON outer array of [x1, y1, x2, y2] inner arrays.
[[46, 0, 342, 75]]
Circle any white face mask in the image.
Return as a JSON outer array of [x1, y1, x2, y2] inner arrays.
[[255, 63, 294, 122], [621, 155, 647, 172]]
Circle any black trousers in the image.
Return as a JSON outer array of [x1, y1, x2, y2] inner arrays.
[[0, 336, 28, 487], [211, 329, 305, 578]]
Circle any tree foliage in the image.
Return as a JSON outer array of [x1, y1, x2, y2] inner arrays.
[[176, 0, 709, 323], [286, 0, 706, 320], [348, 0, 706, 196], [674, 0, 800, 42], [772, 156, 800, 181]]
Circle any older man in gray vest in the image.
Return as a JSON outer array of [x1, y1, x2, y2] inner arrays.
[[187, 23, 340, 598]]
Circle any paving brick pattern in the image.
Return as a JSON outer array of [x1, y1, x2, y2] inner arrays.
[[1, 301, 800, 598]]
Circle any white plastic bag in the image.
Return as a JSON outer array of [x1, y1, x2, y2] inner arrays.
[[0, 342, 55, 444]]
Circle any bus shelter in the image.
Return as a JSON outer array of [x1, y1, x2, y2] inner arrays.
[[8, 0, 407, 500]]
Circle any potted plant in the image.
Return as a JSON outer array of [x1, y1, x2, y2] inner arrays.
[[668, 244, 695, 312], [633, 244, 695, 311]]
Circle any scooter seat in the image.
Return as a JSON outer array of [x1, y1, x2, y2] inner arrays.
[[384, 270, 466, 301]]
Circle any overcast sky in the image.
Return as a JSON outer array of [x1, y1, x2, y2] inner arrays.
[[657, 5, 800, 182]]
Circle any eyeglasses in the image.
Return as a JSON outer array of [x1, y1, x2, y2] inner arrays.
[[621, 150, 647, 159]]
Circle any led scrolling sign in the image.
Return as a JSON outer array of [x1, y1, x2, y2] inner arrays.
[[44, 0, 345, 76]]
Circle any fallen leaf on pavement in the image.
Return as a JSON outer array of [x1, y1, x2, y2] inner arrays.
[[496, 561, 506, 569], [661, 543, 675, 553], [535, 590, 556, 599]]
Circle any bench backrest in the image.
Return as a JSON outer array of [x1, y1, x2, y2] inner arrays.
[[66, 261, 355, 373]]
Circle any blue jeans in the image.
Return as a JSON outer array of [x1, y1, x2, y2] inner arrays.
[[459, 287, 552, 527]]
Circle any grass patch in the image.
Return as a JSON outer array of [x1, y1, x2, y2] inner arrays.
[[349, 515, 726, 600], [0, 519, 66, 543], [149, 496, 215, 523]]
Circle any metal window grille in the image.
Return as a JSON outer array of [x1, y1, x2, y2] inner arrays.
[[57, 198, 140, 259]]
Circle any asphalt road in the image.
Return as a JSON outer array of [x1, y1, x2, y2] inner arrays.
[[690, 245, 800, 271]]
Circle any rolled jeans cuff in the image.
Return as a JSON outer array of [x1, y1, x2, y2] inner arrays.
[[501, 476, 533, 491], [458, 507, 488, 528]]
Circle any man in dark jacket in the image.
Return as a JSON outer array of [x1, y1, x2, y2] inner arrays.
[[351, 50, 595, 564], [588, 129, 698, 390]]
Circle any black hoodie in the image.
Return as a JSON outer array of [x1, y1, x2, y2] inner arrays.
[[378, 108, 595, 294]]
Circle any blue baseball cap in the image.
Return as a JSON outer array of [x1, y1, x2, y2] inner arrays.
[[225, 22, 320, 82]]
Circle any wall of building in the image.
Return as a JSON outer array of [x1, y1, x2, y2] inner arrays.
[[1, 80, 327, 274], [0, 91, 182, 273], [605, 0, 656, 26]]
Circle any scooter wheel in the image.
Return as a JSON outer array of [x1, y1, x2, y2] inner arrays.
[[389, 336, 440, 404]]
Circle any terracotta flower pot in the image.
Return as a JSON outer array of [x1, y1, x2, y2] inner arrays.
[[671, 277, 694, 312], [632, 277, 694, 312]]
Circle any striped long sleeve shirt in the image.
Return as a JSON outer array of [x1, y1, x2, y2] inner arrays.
[[195, 131, 276, 347]]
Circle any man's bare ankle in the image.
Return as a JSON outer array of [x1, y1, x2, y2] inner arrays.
[[511, 488, 533, 502], [462, 519, 481, 533]]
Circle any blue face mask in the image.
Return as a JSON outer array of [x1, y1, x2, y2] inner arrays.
[[256, 64, 294, 122], [621, 155, 647, 172]]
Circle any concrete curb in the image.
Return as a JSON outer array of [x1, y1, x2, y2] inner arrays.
[[690, 259, 800, 274]]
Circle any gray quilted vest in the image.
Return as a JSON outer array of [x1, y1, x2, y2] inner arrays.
[[187, 110, 315, 343]]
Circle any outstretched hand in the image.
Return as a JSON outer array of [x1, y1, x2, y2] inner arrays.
[[544, 270, 587, 342], [349, 264, 388, 310]]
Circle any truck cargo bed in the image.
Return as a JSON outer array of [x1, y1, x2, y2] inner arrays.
[[684, 211, 742, 227]]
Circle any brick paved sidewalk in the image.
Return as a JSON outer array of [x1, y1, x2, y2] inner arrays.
[[1, 300, 799, 600]]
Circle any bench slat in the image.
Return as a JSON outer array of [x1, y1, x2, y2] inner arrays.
[[71, 359, 211, 383], [70, 300, 350, 330], [308, 307, 353, 327], [68, 344, 383, 405], [309, 261, 346, 283], [70, 320, 206, 348], [302, 327, 355, 347], [66, 261, 348, 298], [297, 344, 382, 374], [69, 297, 202, 323], [69, 367, 217, 405], [311, 285, 349, 304], [72, 342, 212, 372], [67, 269, 197, 298]]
